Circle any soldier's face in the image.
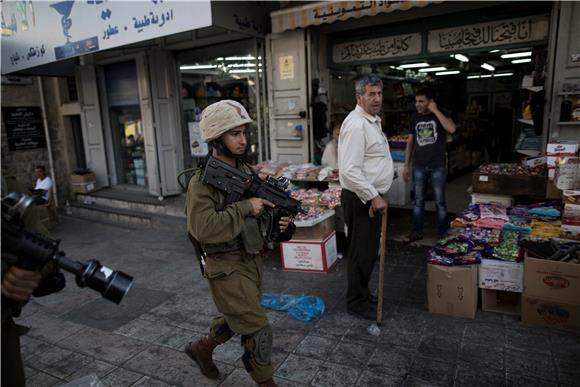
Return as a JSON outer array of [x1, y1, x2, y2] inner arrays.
[[222, 125, 247, 155], [356, 85, 383, 116]]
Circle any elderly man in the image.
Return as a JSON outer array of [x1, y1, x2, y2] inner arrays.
[[338, 74, 394, 320]]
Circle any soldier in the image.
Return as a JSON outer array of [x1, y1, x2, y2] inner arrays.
[[184, 100, 295, 387]]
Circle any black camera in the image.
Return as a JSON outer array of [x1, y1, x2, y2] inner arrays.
[[1, 193, 133, 307]]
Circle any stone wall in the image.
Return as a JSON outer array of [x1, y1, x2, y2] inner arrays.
[[1, 77, 75, 204]]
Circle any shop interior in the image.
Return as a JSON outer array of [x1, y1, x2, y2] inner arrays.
[[177, 39, 266, 167], [329, 43, 549, 213]]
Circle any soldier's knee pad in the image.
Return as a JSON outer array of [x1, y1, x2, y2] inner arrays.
[[241, 325, 273, 372]]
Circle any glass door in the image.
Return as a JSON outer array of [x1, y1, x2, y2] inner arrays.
[[103, 61, 147, 187]]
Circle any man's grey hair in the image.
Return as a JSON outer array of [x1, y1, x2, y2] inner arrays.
[[355, 74, 383, 95]]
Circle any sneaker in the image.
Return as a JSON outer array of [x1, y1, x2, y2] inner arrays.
[[404, 231, 423, 244]]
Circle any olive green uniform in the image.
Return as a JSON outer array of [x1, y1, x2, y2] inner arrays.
[[185, 165, 275, 383]]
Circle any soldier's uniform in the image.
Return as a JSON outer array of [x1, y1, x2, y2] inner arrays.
[[184, 100, 292, 386]]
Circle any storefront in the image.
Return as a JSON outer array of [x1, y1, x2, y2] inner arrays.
[[270, 1, 578, 168], [2, 1, 273, 198], [266, 0, 579, 206]]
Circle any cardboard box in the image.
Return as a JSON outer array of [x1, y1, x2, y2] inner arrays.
[[72, 181, 96, 194], [522, 295, 580, 334], [281, 231, 338, 273], [562, 203, 580, 226], [481, 289, 521, 315], [524, 255, 580, 304], [471, 193, 514, 207], [427, 264, 478, 319], [472, 172, 547, 197], [546, 141, 579, 156], [563, 189, 580, 204], [71, 172, 96, 184], [522, 156, 547, 168], [555, 158, 580, 190], [292, 211, 335, 240], [479, 259, 523, 293], [560, 224, 580, 241]]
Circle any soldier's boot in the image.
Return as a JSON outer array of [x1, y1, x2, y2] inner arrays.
[[257, 378, 279, 387], [185, 337, 220, 379]]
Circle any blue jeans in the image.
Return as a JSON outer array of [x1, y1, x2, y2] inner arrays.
[[412, 166, 448, 237]]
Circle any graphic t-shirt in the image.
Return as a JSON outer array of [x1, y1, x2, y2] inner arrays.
[[408, 110, 450, 168]]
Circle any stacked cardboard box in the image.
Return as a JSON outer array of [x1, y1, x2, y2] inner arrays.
[[479, 259, 523, 315], [427, 264, 478, 319], [522, 255, 580, 333], [71, 172, 96, 194], [547, 141, 579, 179], [281, 210, 338, 273]]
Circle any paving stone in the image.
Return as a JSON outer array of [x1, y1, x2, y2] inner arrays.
[[311, 362, 360, 387], [154, 328, 202, 351], [59, 327, 149, 364], [408, 357, 455, 386], [272, 329, 307, 353], [27, 346, 75, 378], [417, 335, 460, 360], [464, 322, 506, 346], [24, 366, 40, 380], [294, 335, 337, 360], [505, 348, 558, 382], [114, 318, 175, 343], [356, 370, 405, 387], [218, 368, 256, 387], [100, 368, 145, 387], [20, 336, 58, 360], [213, 338, 244, 365], [61, 287, 174, 332], [24, 370, 63, 387], [275, 354, 323, 384], [327, 339, 376, 368], [458, 342, 504, 371], [17, 312, 85, 343], [554, 358, 580, 386], [367, 346, 413, 377], [64, 357, 116, 382], [123, 345, 231, 386], [505, 327, 552, 355], [549, 331, 580, 363], [455, 363, 506, 387], [505, 372, 558, 387], [131, 376, 174, 386]]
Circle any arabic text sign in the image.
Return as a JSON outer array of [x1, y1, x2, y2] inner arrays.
[[271, 0, 442, 34], [333, 33, 421, 63], [2, 106, 47, 151], [1, 1, 212, 74], [428, 15, 550, 53]]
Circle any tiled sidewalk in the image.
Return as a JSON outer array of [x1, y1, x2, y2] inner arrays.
[[15, 217, 580, 386]]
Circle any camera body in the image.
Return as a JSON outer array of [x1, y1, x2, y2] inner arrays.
[[1, 193, 133, 317]]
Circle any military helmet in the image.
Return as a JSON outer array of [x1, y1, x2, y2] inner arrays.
[[200, 100, 253, 142]]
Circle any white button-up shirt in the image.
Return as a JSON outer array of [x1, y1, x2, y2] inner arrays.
[[338, 105, 394, 203]]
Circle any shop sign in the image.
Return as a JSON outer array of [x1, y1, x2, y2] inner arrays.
[[280, 55, 295, 80], [271, 0, 443, 34], [1, 1, 212, 74], [428, 15, 550, 53], [332, 33, 421, 63], [2, 106, 46, 151]]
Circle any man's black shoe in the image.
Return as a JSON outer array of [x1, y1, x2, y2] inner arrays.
[[347, 307, 375, 320]]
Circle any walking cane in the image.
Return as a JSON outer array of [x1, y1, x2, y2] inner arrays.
[[368, 201, 388, 330], [376, 202, 388, 325]]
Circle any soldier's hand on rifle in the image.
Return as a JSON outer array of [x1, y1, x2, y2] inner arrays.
[[248, 198, 275, 216], [279, 216, 293, 232], [1, 266, 42, 302]]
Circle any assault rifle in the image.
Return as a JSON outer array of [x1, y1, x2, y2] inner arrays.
[[201, 156, 307, 216]]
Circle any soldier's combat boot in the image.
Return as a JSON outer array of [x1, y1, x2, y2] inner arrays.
[[185, 337, 219, 379], [257, 378, 279, 387]]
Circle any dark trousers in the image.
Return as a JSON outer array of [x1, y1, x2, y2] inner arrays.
[[1, 319, 25, 387], [342, 189, 381, 310]]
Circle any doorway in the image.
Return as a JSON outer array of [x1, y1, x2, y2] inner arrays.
[[103, 60, 147, 187]]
